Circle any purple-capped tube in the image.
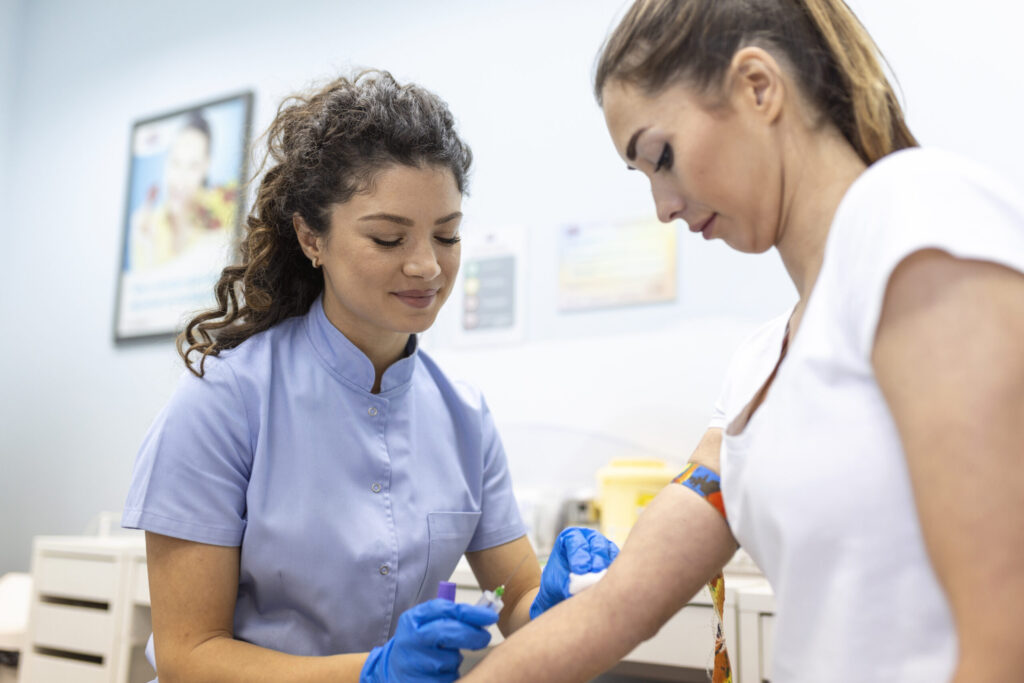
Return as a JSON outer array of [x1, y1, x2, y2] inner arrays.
[[437, 581, 457, 601]]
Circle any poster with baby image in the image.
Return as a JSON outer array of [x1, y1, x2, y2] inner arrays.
[[114, 91, 253, 341]]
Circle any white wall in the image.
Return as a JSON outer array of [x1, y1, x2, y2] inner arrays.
[[0, 0, 22, 234], [1, 0, 1022, 573]]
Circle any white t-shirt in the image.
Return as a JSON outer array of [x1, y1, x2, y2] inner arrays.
[[717, 148, 1024, 682], [709, 310, 790, 431]]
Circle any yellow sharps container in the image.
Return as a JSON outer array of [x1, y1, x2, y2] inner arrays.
[[595, 458, 680, 548]]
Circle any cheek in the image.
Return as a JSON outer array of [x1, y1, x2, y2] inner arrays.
[[440, 246, 461, 274], [709, 132, 778, 241], [750, 159, 785, 248], [328, 246, 383, 284]]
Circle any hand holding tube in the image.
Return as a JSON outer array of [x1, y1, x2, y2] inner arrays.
[[360, 599, 498, 683]]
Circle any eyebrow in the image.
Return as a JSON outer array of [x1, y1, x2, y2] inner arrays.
[[358, 212, 463, 227], [360, 212, 413, 226], [434, 212, 463, 225], [625, 127, 648, 162]]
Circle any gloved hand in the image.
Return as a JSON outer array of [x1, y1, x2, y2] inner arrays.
[[530, 527, 619, 619], [360, 599, 498, 683]]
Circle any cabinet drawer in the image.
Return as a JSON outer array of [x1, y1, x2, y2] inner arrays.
[[33, 603, 115, 657], [22, 652, 109, 683], [35, 554, 117, 602], [624, 605, 716, 669], [760, 614, 775, 680]]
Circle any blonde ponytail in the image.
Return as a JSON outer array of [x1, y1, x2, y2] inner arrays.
[[594, 0, 918, 165], [798, 0, 917, 162]]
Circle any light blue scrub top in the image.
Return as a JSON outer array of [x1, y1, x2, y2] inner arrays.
[[123, 295, 526, 656]]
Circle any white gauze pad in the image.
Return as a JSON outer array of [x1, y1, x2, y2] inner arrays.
[[568, 569, 608, 595]]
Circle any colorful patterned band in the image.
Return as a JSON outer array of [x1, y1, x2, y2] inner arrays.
[[672, 462, 727, 520], [672, 462, 732, 683]]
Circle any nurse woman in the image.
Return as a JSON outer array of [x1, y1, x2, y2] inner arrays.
[[463, 0, 1024, 681], [122, 71, 615, 682]]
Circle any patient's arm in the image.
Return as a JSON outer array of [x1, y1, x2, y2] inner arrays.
[[462, 428, 737, 682]]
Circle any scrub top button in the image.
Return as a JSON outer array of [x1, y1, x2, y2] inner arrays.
[[379, 564, 390, 575], [371, 483, 382, 493], [368, 406, 378, 416]]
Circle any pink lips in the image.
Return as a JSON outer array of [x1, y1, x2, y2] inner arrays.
[[393, 289, 438, 309], [689, 214, 717, 240]]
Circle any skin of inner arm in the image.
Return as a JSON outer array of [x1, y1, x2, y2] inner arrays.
[[462, 428, 736, 682], [466, 534, 542, 636], [146, 532, 369, 683], [872, 250, 1024, 682]]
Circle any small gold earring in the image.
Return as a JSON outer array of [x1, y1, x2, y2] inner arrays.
[[311, 256, 320, 268]]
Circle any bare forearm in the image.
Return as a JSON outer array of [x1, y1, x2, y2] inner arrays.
[[465, 579, 648, 683], [158, 636, 368, 683], [465, 486, 735, 682], [500, 586, 539, 635]]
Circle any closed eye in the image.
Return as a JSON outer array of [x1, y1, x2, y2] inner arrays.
[[371, 235, 461, 247], [654, 143, 673, 172]]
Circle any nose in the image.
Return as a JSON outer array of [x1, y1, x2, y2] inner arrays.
[[651, 178, 685, 223], [402, 240, 442, 280]]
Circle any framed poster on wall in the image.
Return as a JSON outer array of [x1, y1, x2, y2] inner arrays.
[[113, 91, 253, 342], [557, 219, 677, 312], [451, 224, 528, 346]]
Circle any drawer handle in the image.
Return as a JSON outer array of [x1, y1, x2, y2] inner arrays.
[[39, 595, 110, 611], [33, 646, 104, 665]]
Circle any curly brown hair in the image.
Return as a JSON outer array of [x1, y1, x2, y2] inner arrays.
[[178, 70, 473, 376]]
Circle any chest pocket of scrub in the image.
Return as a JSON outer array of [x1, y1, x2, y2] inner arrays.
[[416, 511, 482, 602]]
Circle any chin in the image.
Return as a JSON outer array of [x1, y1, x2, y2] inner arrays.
[[721, 237, 753, 254], [407, 323, 435, 335], [725, 234, 773, 255], [398, 314, 440, 335]]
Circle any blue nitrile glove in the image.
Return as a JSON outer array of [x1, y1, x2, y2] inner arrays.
[[530, 527, 619, 619], [360, 599, 498, 683]]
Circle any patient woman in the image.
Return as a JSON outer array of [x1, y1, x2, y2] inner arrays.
[[463, 0, 1024, 681], [123, 70, 615, 683]]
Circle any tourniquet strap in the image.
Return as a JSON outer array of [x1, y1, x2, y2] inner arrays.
[[672, 464, 732, 683]]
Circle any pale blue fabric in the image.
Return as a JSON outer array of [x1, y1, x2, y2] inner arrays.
[[123, 295, 525, 657]]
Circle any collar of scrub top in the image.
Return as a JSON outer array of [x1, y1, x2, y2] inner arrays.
[[304, 293, 419, 395]]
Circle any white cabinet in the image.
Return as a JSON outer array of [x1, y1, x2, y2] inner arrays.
[[19, 536, 153, 683], [737, 582, 777, 683]]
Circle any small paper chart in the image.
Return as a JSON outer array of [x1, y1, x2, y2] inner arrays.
[[557, 220, 677, 312]]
